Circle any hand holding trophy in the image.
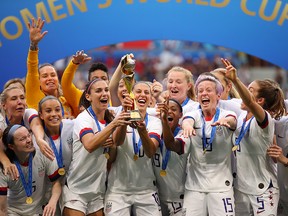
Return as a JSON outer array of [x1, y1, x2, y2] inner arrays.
[[121, 54, 142, 121]]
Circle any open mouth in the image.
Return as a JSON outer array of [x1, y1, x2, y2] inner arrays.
[[137, 99, 146, 105], [100, 98, 108, 104], [167, 116, 173, 122], [201, 98, 210, 105]]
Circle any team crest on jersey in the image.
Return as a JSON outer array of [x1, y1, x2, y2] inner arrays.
[[38, 166, 45, 177], [105, 201, 112, 213], [216, 126, 223, 136], [66, 136, 73, 150]]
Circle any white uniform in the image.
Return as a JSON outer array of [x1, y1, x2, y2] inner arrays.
[[233, 111, 279, 216], [0, 108, 38, 132], [0, 149, 60, 216], [152, 129, 191, 216], [274, 116, 288, 215], [182, 108, 236, 216], [105, 114, 162, 216], [43, 119, 74, 215], [63, 109, 107, 214]]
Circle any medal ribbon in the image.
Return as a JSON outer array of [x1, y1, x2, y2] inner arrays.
[[88, 106, 108, 154], [132, 114, 148, 156], [181, 97, 189, 107], [5, 116, 24, 126], [235, 116, 254, 147], [46, 123, 64, 169], [14, 152, 33, 198], [160, 126, 181, 171], [201, 108, 220, 151]]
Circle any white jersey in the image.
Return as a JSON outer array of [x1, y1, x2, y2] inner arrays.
[[184, 108, 236, 192], [274, 116, 288, 202], [218, 99, 242, 117], [44, 119, 74, 177], [152, 129, 191, 202], [233, 111, 277, 195], [108, 106, 123, 117], [0, 108, 38, 132], [0, 149, 60, 215], [107, 114, 162, 194], [67, 109, 107, 196]]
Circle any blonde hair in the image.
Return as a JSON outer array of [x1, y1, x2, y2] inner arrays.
[[166, 66, 196, 101], [211, 68, 240, 99]]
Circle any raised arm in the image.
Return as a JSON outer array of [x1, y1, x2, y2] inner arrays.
[[222, 58, 266, 123], [137, 122, 159, 158], [158, 101, 182, 154], [61, 50, 91, 117], [82, 112, 130, 153], [25, 17, 48, 109]]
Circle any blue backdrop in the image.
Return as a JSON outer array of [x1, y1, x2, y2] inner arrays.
[[1, 0, 288, 88]]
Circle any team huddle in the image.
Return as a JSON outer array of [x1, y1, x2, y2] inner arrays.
[[0, 18, 287, 216]]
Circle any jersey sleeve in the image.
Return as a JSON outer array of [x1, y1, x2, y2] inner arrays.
[[0, 171, 9, 196], [74, 111, 95, 142], [147, 116, 162, 144], [23, 108, 39, 128], [175, 131, 191, 155]]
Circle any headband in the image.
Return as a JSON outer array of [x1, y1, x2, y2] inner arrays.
[[7, 124, 23, 144]]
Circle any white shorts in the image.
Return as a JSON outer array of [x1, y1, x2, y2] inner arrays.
[[182, 188, 235, 216], [234, 187, 279, 216], [61, 185, 104, 215], [160, 200, 183, 216], [104, 191, 162, 216]]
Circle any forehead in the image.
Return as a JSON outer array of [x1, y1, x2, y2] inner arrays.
[[134, 83, 150, 91], [248, 81, 259, 90], [39, 66, 56, 74], [197, 80, 216, 89], [90, 70, 108, 78], [41, 99, 61, 107], [14, 126, 29, 138], [169, 101, 181, 111], [6, 88, 24, 97], [168, 71, 186, 80], [91, 80, 108, 89]]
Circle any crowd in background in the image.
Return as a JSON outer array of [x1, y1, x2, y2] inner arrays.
[[52, 40, 287, 94]]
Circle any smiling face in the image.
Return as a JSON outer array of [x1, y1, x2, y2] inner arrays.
[[2, 88, 26, 121], [8, 126, 35, 155], [39, 65, 59, 96], [39, 98, 62, 131], [167, 71, 192, 104], [132, 82, 151, 112], [86, 80, 110, 111], [167, 100, 183, 129], [117, 79, 128, 103], [197, 80, 220, 113]]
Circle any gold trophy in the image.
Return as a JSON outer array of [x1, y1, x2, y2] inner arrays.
[[121, 54, 142, 121]]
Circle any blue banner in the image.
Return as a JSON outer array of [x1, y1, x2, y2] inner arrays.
[[0, 0, 287, 88]]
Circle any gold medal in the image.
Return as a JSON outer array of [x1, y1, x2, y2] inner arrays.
[[104, 152, 110, 159], [160, 170, 167, 177], [203, 149, 207, 155], [26, 196, 33, 204], [133, 154, 139, 161], [58, 168, 66, 176], [232, 145, 238, 152]]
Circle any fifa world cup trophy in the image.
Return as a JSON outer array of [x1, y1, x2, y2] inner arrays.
[[121, 54, 141, 121]]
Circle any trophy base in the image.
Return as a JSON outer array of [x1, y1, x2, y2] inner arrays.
[[129, 110, 142, 121]]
